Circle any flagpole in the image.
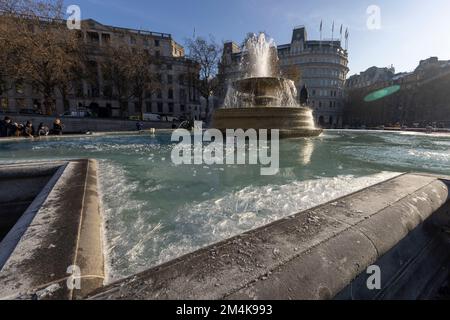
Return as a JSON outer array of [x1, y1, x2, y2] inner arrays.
[[319, 20, 323, 48], [331, 21, 334, 41], [345, 28, 349, 51], [331, 21, 335, 48]]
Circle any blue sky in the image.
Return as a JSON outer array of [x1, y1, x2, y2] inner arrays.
[[65, 0, 450, 75]]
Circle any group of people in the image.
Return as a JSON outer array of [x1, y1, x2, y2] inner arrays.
[[0, 116, 64, 138]]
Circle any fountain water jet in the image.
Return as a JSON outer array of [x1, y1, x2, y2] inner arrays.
[[213, 33, 323, 138]]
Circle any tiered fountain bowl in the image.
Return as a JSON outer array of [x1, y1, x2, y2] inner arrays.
[[212, 77, 323, 138]]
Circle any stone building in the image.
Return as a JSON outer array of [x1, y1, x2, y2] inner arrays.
[[0, 18, 204, 120], [346, 66, 396, 89], [344, 57, 450, 127], [219, 26, 349, 127]]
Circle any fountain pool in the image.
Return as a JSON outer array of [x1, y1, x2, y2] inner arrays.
[[1, 130, 450, 282]]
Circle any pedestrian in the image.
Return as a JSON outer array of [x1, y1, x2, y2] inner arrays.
[[15, 123, 24, 137], [0, 116, 11, 137], [24, 121, 35, 138], [37, 123, 49, 136], [52, 118, 63, 135]]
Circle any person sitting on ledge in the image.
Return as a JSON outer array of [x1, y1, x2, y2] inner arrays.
[[51, 118, 64, 135], [24, 121, 35, 138], [37, 123, 49, 137], [0, 117, 11, 137], [15, 123, 24, 137]]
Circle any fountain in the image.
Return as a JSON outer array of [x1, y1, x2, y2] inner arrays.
[[212, 33, 323, 138]]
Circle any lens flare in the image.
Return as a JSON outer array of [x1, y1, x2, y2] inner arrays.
[[364, 85, 401, 102]]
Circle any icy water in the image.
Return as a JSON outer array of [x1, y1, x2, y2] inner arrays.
[[1, 130, 450, 281]]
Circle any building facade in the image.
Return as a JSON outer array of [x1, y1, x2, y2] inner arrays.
[[344, 57, 450, 127], [219, 26, 349, 127], [346, 66, 396, 90], [0, 18, 204, 120]]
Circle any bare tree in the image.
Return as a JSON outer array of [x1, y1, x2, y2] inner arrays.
[[101, 38, 160, 120], [282, 65, 302, 83], [1, 0, 84, 115], [185, 36, 222, 119]]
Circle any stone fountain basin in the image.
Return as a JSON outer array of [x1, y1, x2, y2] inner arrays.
[[233, 77, 294, 96], [212, 107, 323, 138]]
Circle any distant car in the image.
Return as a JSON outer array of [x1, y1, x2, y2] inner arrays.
[[142, 113, 162, 122], [19, 108, 42, 115], [160, 115, 179, 122], [61, 111, 92, 118]]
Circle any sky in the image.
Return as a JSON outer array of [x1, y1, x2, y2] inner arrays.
[[64, 0, 450, 75]]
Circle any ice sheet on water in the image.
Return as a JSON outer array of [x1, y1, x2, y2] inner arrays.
[[98, 160, 400, 282]]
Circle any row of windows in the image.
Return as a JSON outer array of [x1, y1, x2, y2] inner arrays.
[[0, 97, 202, 115], [4, 80, 197, 102], [302, 68, 345, 78], [279, 46, 346, 57], [305, 78, 344, 88], [86, 31, 161, 48], [136, 101, 202, 114], [310, 89, 341, 97], [281, 55, 346, 66]]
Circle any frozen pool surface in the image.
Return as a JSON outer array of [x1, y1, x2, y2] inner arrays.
[[1, 130, 450, 281]]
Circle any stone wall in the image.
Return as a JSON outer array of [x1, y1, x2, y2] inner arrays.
[[3, 115, 173, 133]]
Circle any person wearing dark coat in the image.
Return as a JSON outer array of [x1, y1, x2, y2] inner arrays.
[[300, 85, 309, 106], [52, 118, 63, 135], [0, 116, 13, 137]]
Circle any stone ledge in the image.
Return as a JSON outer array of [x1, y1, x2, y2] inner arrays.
[[0, 159, 104, 300], [88, 173, 450, 300]]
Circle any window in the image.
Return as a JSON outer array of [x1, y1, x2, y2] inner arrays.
[[0, 97, 8, 111], [180, 105, 185, 112], [0, 81, 6, 95], [179, 89, 186, 102], [179, 75, 185, 85], [146, 101, 152, 112], [168, 88, 174, 100], [168, 103, 174, 113], [157, 102, 163, 113], [16, 98, 26, 109], [101, 33, 111, 45], [120, 101, 128, 111], [157, 89, 162, 99], [87, 32, 100, 44], [134, 102, 140, 113], [15, 81, 24, 94], [167, 75, 173, 84], [154, 39, 160, 47]]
